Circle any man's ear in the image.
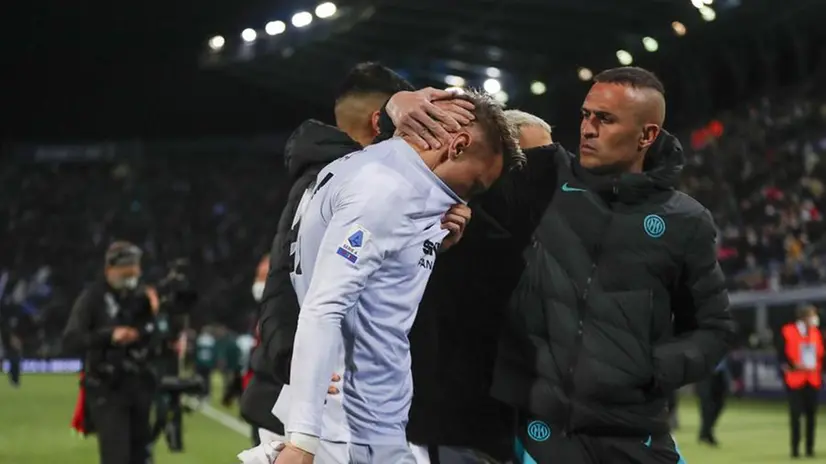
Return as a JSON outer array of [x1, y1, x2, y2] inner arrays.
[[639, 124, 660, 151], [448, 131, 472, 160], [370, 110, 381, 137]]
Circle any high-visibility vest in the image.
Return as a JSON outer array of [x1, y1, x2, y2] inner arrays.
[[781, 322, 824, 389]]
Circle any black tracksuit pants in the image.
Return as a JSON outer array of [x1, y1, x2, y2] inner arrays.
[[697, 370, 727, 439], [88, 380, 154, 464], [515, 414, 686, 464], [152, 391, 184, 452], [788, 384, 819, 456], [6, 352, 21, 386]]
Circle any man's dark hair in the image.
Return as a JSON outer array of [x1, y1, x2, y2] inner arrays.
[[335, 62, 414, 102], [594, 66, 665, 96], [456, 89, 525, 171]]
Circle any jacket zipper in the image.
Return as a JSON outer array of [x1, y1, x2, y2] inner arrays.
[[560, 259, 599, 436], [561, 211, 612, 435], [556, 178, 617, 436]]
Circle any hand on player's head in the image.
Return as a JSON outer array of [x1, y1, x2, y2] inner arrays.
[[387, 87, 476, 150], [415, 89, 524, 201]]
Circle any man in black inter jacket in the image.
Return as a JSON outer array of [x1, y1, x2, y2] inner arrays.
[[63, 241, 157, 464], [386, 67, 735, 463]]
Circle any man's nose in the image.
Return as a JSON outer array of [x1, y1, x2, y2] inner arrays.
[[581, 123, 597, 138]]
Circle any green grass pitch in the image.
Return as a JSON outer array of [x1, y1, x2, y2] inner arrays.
[[0, 374, 823, 463]]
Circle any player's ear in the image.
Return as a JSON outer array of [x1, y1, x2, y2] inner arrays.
[[448, 131, 472, 161], [370, 110, 381, 137]]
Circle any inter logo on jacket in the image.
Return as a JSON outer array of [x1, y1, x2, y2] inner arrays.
[[643, 214, 666, 238]]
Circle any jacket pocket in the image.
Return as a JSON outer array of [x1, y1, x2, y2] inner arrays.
[[577, 290, 655, 405]]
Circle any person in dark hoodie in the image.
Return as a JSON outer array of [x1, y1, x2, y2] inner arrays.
[[240, 62, 475, 446], [383, 67, 736, 464]]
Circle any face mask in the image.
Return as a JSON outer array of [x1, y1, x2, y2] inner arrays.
[[112, 276, 139, 290], [810, 316, 820, 328], [252, 281, 265, 302], [122, 276, 140, 290]]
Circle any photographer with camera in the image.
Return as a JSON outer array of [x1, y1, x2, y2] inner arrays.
[[63, 241, 156, 464]]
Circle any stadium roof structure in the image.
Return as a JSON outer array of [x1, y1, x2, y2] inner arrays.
[[6, 0, 826, 142], [200, 0, 826, 140]]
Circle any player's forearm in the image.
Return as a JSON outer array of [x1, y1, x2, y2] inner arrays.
[[285, 312, 342, 444]]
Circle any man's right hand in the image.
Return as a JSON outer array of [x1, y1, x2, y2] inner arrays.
[[111, 326, 140, 344], [274, 443, 314, 464], [386, 88, 475, 150]]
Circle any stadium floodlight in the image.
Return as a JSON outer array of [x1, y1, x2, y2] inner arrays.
[[577, 67, 593, 81], [699, 6, 716, 21], [494, 91, 509, 105], [483, 78, 502, 94], [208, 35, 225, 51], [642, 37, 659, 52], [616, 50, 633, 65], [292, 11, 313, 28], [444, 75, 465, 87], [691, 0, 704, 8], [265, 20, 286, 36], [486, 67, 501, 78], [315, 2, 337, 19], [672, 21, 687, 36], [530, 81, 546, 95], [241, 28, 257, 43]]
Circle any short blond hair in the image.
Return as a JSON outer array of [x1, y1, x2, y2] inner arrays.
[[504, 110, 552, 136]]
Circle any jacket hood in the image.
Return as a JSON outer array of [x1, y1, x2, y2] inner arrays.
[[283, 119, 362, 180], [574, 129, 684, 204]]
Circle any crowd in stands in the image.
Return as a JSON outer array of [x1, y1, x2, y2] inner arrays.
[[1, 152, 286, 355], [2, 82, 825, 357], [680, 79, 826, 291]]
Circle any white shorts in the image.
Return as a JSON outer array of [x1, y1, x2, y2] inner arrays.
[[314, 440, 417, 464]]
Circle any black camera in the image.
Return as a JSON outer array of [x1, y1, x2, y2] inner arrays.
[[155, 258, 198, 314]]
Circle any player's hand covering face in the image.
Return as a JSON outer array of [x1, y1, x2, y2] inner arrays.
[[387, 88, 475, 150], [441, 203, 472, 251]]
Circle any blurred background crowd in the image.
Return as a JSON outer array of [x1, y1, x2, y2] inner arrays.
[[682, 78, 826, 291]]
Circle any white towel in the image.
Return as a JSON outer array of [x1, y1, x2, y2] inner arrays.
[[237, 440, 283, 464]]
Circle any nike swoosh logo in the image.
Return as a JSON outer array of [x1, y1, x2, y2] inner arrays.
[[561, 182, 586, 192]]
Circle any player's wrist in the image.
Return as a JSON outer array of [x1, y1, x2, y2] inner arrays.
[[289, 432, 319, 455]]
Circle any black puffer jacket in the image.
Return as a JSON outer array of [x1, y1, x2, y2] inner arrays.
[[241, 120, 361, 433], [490, 133, 736, 437]]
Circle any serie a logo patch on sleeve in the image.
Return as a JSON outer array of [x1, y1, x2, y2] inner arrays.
[[336, 224, 371, 264]]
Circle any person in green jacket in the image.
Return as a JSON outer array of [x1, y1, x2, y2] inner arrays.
[[194, 327, 217, 399]]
